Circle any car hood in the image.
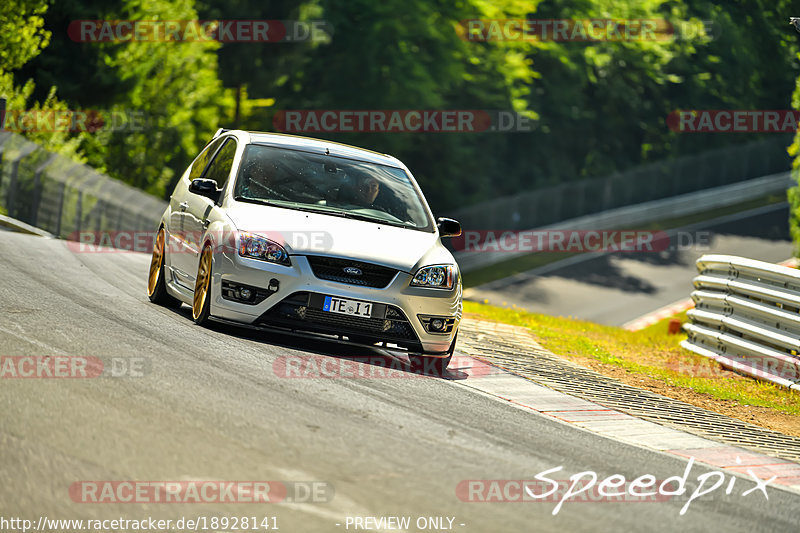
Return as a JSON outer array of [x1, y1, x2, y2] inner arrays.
[[225, 202, 453, 273]]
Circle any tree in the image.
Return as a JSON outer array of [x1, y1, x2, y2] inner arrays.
[[787, 62, 800, 256], [259, 0, 539, 211], [0, 0, 50, 71], [21, 0, 230, 196], [0, 0, 87, 159]]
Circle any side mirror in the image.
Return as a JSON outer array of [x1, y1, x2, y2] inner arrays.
[[437, 217, 462, 238], [189, 178, 220, 202]]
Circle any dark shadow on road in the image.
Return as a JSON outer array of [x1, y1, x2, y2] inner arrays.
[[167, 303, 471, 379], [535, 252, 662, 293]]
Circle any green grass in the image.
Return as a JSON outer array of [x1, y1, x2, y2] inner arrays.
[[462, 193, 786, 288], [464, 300, 800, 416]]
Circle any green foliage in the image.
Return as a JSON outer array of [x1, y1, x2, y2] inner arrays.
[[21, 0, 230, 197], [0, 73, 87, 160], [0, 0, 50, 71], [77, 0, 229, 195], [6, 0, 800, 218], [244, 0, 800, 210], [788, 62, 800, 256], [254, 0, 542, 209], [0, 0, 89, 160], [510, 0, 799, 191]]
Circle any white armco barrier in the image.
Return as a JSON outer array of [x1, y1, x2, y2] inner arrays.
[[682, 254, 800, 391]]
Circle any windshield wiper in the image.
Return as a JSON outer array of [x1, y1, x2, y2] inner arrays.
[[336, 211, 414, 228], [234, 197, 418, 229], [293, 208, 416, 229], [234, 195, 273, 206]]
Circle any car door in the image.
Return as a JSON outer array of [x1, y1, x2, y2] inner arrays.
[[169, 138, 225, 286], [182, 137, 238, 283]]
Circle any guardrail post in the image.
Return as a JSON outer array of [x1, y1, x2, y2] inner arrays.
[[5, 144, 38, 219], [29, 153, 57, 227], [115, 203, 123, 230], [54, 182, 66, 237], [96, 200, 103, 231], [0, 134, 13, 197], [601, 178, 613, 211], [75, 191, 82, 234]]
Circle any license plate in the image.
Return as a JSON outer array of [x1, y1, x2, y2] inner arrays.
[[323, 296, 373, 317]]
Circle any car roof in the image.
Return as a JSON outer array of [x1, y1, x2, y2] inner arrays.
[[218, 129, 404, 168]]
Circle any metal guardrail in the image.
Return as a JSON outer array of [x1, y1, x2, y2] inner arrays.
[[444, 137, 791, 235], [682, 254, 800, 391], [454, 172, 793, 272], [0, 131, 166, 240]]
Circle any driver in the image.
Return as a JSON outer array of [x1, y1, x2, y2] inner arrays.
[[356, 175, 380, 205], [339, 172, 381, 207]]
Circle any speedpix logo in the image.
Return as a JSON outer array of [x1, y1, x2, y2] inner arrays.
[[457, 458, 774, 516]]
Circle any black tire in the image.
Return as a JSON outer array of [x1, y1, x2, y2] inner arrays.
[[192, 245, 214, 326], [409, 331, 458, 376], [147, 227, 182, 308]]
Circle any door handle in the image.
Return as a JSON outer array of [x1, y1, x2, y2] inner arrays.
[[179, 202, 189, 210]]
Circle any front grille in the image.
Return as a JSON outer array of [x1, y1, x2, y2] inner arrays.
[[306, 256, 398, 288], [257, 292, 420, 348]]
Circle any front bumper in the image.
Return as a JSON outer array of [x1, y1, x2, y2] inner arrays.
[[208, 251, 461, 354]]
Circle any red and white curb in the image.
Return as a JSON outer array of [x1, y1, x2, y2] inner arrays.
[[452, 361, 800, 493], [622, 298, 694, 332]]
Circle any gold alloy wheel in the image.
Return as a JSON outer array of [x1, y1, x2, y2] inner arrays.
[[192, 246, 213, 320], [147, 229, 166, 297]]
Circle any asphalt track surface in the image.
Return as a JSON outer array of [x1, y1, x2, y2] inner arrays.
[[1, 231, 799, 532], [467, 204, 793, 326]]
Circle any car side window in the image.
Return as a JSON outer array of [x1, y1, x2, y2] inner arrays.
[[203, 138, 237, 189], [188, 138, 224, 182]]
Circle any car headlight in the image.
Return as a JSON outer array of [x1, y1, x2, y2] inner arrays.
[[410, 265, 456, 289], [238, 232, 291, 266]]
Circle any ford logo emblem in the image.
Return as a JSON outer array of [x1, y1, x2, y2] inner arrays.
[[343, 267, 362, 276]]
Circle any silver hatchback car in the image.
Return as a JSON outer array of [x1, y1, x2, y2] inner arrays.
[[147, 129, 462, 371]]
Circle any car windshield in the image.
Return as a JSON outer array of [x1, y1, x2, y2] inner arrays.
[[233, 144, 434, 231]]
